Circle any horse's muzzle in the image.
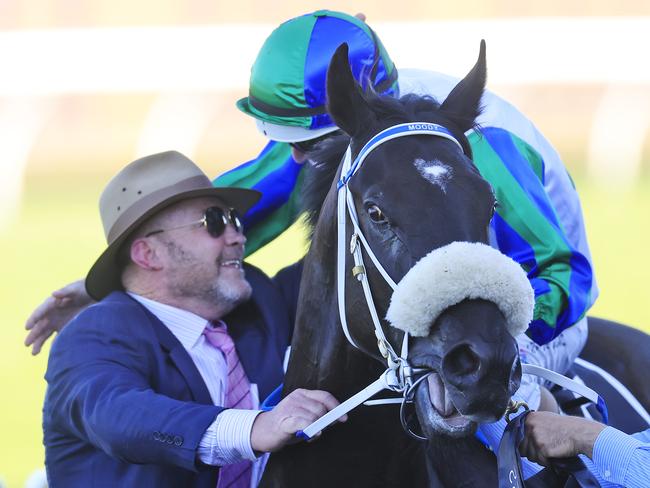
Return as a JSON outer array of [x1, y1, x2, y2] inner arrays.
[[409, 299, 522, 437]]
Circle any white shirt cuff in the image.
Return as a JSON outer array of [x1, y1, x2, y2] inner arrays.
[[197, 409, 262, 465], [592, 426, 645, 484]]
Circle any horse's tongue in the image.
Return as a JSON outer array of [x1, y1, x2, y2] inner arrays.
[[427, 373, 455, 417]]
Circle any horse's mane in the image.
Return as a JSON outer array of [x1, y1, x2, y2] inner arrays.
[[301, 132, 350, 235], [301, 92, 479, 234]]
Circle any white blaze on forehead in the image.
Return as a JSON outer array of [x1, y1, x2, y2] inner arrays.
[[414, 158, 453, 192]]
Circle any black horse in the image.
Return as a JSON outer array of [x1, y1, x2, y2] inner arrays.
[[262, 41, 521, 487], [261, 43, 650, 487]]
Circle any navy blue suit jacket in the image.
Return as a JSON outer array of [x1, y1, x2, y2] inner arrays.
[[43, 264, 293, 487]]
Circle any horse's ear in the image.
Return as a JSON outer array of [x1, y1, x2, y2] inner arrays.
[[326, 43, 374, 137], [440, 40, 487, 132]]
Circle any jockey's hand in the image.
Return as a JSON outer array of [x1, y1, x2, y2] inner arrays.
[[519, 412, 605, 466], [24, 279, 93, 355], [250, 389, 346, 452]]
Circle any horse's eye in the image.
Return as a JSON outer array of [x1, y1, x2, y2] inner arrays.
[[367, 204, 387, 224]]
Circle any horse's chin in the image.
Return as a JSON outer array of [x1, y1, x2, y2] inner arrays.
[[414, 373, 475, 438]]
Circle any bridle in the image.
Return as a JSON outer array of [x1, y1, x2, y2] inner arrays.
[[298, 121, 466, 440], [296, 121, 607, 441], [335, 122, 466, 356]]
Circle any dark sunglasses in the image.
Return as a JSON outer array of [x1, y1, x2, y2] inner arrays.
[[145, 206, 243, 238], [288, 130, 342, 154]]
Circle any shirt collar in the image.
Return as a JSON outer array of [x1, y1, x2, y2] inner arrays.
[[128, 292, 208, 350]]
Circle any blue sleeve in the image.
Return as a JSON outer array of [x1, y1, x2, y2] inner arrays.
[[470, 128, 594, 344], [214, 141, 304, 255], [44, 303, 222, 471]]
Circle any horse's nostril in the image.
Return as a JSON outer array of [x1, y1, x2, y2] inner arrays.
[[442, 343, 480, 378]]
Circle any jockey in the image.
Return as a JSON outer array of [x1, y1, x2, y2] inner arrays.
[[220, 10, 597, 411]]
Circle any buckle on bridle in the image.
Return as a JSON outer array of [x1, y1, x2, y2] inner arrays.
[[352, 265, 365, 279], [504, 399, 530, 423], [377, 338, 390, 359], [350, 233, 359, 253]]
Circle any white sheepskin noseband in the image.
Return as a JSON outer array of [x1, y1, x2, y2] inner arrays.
[[386, 241, 534, 337]]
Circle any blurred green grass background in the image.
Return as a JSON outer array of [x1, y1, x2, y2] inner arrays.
[[0, 172, 648, 486]]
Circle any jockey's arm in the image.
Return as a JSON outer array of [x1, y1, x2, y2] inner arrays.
[[213, 140, 304, 257], [25, 279, 94, 355], [468, 128, 594, 346]]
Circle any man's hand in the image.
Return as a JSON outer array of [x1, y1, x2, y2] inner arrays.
[[519, 412, 606, 466], [24, 279, 94, 355], [250, 389, 346, 452]]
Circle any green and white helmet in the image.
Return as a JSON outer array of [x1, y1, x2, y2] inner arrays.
[[236, 10, 399, 143]]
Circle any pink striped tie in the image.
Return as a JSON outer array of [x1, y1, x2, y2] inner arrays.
[[204, 321, 254, 488]]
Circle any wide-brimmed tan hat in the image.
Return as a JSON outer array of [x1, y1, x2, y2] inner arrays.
[[85, 150, 261, 300]]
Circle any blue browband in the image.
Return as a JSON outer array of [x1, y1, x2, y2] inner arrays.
[[337, 122, 464, 190]]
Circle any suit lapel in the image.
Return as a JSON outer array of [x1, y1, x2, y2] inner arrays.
[[128, 295, 214, 405], [166, 344, 213, 405]]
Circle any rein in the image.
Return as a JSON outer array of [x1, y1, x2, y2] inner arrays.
[[296, 121, 607, 444]]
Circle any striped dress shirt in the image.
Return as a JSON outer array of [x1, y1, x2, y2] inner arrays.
[[585, 427, 650, 488]]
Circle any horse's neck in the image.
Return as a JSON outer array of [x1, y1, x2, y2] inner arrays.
[[285, 250, 382, 395], [284, 194, 383, 396], [426, 436, 499, 487]]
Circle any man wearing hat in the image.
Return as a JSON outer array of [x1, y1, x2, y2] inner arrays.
[[27, 9, 593, 421], [29, 8, 595, 414], [42, 151, 342, 487]]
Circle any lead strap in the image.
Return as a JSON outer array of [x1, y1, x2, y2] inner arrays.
[[297, 369, 401, 439], [497, 410, 602, 488], [522, 364, 608, 422]]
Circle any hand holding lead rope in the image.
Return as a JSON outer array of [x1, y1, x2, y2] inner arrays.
[[505, 399, 530, 423], [296, 368, 402, 440]]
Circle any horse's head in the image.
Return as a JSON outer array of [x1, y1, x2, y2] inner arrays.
[[325, 42, 530, 438]]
